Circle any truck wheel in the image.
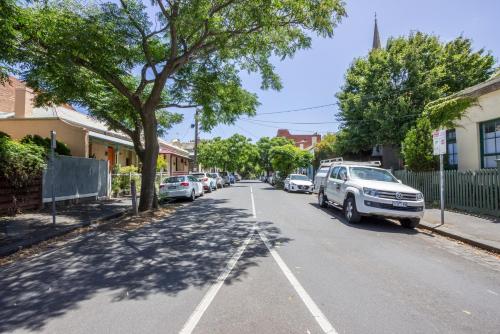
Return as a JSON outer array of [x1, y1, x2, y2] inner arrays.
[[400, 218, 420, 229], [344, 196, 361, 223], [318, 191, 328, 208]]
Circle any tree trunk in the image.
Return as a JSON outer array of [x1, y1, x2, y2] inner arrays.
[[138, 113, 159, 211]]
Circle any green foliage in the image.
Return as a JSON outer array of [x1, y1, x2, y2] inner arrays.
[[198, 134, 259, 173], [0, 131, 11, 139], [313, 133, 336, 168], [422, 96, 477, 129], [111, 165, 140, 196], [401, 118, 437, 171], [270, 144, 313, 178], [256, 136, 293, 175], [156, 155, 167, 172], [20, 134, 71, 156], [0, 137, 46, 188], [336, 32, 495, 154]]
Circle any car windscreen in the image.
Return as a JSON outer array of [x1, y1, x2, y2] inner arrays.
[[349, 167, 398, 183], [290, 175, 309, 181], [165, 176, 185, 183]]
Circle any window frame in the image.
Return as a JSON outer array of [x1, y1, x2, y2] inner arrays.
[[446, 129, 458, 170], [480, 118, 500, 169]]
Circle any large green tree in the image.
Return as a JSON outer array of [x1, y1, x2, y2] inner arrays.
[[336, 33, 495, 155], [313, 132, 336, 168], [1, 0, 346, 210], [256, 136, 293, 176], [269, 144, 313, 179]]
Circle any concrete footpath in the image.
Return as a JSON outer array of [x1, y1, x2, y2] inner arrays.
[[421, 209, 500, 253], [0, 198, 131, 256]]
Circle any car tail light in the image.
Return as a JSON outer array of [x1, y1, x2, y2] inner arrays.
[[180, 182, 189, 187], [203, 178, 208, 181]]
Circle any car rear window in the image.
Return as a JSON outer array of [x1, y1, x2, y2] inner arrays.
[[191, 173, 204, 178], [208, 173, 217, 178], [165, 176, 185, 183]]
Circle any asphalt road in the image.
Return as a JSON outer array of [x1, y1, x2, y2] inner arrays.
[[1, 181, 499, 334]]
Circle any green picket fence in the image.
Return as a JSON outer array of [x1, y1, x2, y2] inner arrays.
[[394, 169, 500, 217]]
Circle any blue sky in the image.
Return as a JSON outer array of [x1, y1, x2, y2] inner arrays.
[[165, 0, 500, 143]]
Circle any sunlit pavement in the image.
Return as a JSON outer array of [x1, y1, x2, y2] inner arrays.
[[1, 181, 499, 334]]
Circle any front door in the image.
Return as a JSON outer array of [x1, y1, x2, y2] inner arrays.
[[107, 146, 115, 170]]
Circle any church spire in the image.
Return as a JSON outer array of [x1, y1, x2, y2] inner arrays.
[[372, 13, 381, 50]]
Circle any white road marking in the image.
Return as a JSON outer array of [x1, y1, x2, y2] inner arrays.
[[250, 186, 338, 334], [179, 226, 255, 334]]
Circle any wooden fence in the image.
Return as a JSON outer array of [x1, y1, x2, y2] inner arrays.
[[394, 169, 500, 217], [0, 176, 42, 215]]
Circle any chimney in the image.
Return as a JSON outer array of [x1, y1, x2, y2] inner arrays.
[[14, 87, 33, 118]]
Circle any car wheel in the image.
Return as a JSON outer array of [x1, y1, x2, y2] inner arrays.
[[400, 218, 420, 229], [318, 191, 328, 208], [189, 190, 196, 201], [207, 187, 212, 193], [344, 196, 361, 223]]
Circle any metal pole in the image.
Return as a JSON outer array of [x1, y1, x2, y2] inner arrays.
[[193, 109, 199, 172], [50, 130, 56, 225], [131, 179, 138, 216], [439, 153, 445, 226]]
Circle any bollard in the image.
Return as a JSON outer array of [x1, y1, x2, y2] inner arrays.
[[131, 179, 138, 216]]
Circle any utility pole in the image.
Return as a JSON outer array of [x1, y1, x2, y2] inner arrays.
[[50, 130, 56, 225], [192, 109, 199, 172]]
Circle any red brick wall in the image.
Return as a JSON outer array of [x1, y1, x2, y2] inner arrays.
[[0, 77, 25, 113]]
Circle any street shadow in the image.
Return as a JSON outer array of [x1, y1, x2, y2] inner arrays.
[[0, 197, 290, 333], [308, 202, 419, 235]]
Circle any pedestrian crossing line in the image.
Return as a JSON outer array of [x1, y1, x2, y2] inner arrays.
[[251, 187, 338, 334]]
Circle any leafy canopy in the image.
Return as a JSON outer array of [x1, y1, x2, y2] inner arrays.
[[256, 136, 293, 174], [270, 144, 313, 178], [336, 33, 495, 154]]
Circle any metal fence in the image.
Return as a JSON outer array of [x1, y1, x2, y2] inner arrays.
[[394, 169, 500, 217], [43, 156, 109, 203]]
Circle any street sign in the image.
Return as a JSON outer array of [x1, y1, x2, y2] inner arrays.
[[432, 129, 447, 155]]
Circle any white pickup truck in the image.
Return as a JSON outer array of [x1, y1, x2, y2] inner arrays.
[[316, 160, 424, 228]]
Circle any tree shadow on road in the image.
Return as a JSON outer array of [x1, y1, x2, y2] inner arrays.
[[308, 202, 419, 235], [0, 197, 290, 333]]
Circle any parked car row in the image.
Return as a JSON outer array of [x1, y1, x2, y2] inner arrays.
[[262, 158, 425, 229], [159, 171, 241, 201]]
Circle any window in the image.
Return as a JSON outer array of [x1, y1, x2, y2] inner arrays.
[[349, 167, 398, 182], [446, 129, 458, 169], [481, 118, 500, 168], [337, 167, 347, 180], [329, 166, 340, 179]]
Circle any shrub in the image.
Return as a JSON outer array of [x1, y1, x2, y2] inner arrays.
[[111, 165, 140, 196], [0, 137, 46, 188], [20, 134, 71, 156], [402, 117, 438, 171], [0, 131, 11, 139]]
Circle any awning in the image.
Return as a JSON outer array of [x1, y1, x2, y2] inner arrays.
[[88, 131, 134, 147], [159, 146, 190, 159]]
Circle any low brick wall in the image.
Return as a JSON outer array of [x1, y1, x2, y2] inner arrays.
[[0, 176, 42, 215]]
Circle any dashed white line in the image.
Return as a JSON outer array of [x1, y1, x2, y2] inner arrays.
[[250, 186, 338, 334], [179, 226, 255, 334]]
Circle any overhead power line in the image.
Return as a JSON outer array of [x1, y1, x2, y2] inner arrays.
[[256, 103, 336, 115], [248, 119, 339, 125]]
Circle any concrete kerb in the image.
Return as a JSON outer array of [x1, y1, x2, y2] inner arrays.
[[418, 223, 500, 255], [0, 209, 129, 258]]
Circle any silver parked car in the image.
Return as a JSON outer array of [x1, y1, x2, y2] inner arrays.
[[208, 172, 224, 188], [159, 175, 204, 201], [191, 172, 217, 192]]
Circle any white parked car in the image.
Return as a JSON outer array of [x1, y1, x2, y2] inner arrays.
[[190, 172, 217, 192], [284, 174, 314, 193], [208, 172, 224, 188], [317, 161, 425, 228], [159, 175, 204, 201]]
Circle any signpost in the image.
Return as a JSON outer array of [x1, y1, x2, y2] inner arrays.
[[50, 130, 56, 225], [432, 129, 446, 226]]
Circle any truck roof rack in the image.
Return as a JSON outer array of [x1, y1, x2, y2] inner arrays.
[[319, 157, 343, 164], [340, 160, 382, 167]]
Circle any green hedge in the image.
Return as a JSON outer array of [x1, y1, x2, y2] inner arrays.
[[0, 137, 46, 188], [20, 134, 71, 156]]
